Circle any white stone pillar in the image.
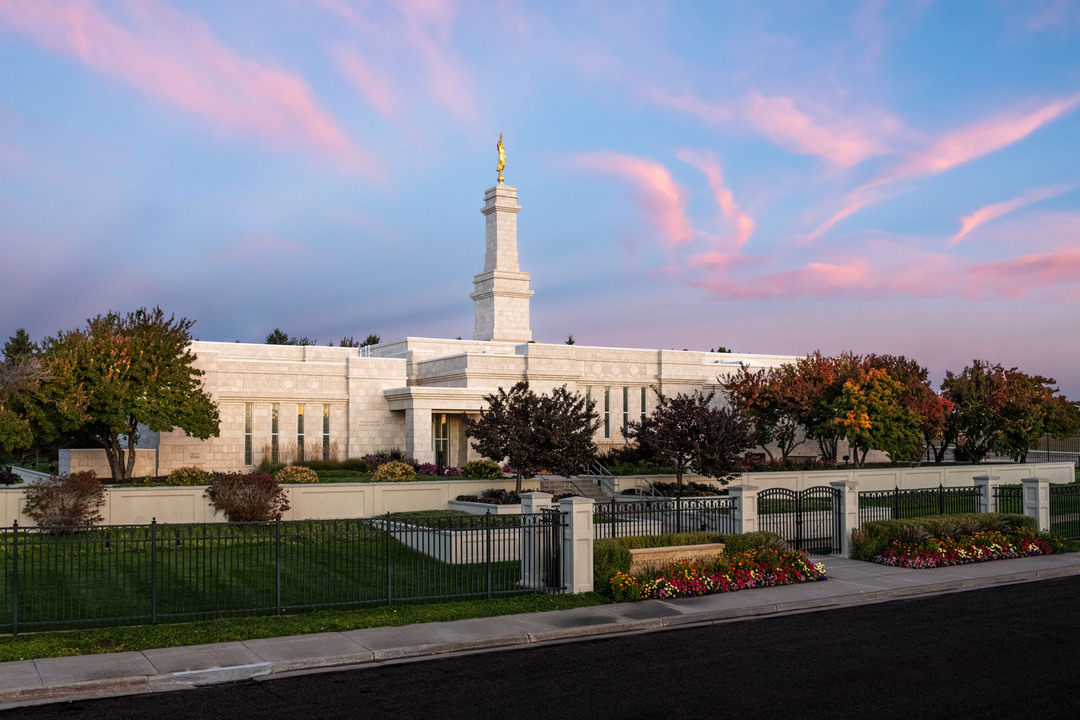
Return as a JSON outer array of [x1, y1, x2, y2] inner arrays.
[[728, 485, 759, 534], [404, 407, 433, 464], [1021, 477, 1051, 532], [559, 496, 595, 593], [972, 475, 1002, 514], [830, 480, 860, 558], [520, 492, 555, 588]]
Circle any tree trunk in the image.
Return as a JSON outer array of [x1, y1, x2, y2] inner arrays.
[[124, 428, 137, 480], [515, 469, 523, 495]]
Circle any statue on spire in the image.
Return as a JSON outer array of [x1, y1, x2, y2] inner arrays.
[[496, 133, 506, 183]]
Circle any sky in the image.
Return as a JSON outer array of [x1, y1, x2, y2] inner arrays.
[[1, 0, 1079, 398]]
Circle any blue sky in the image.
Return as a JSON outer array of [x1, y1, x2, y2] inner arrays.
[[1, 0, 1079, 397]]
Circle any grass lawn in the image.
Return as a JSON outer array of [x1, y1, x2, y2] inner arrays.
[[1, 518, 559, 635], [0, 591, 609, 662]]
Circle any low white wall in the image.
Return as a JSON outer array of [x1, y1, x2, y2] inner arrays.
[[1, 478, 539, 527], [611, 462, 1075, 494]]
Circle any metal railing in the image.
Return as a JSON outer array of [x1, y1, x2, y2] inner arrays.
[[992, 486, 1024, 515], [858, 485, 983, 523], [592, 497, 736, 539], [1050, 484, 1080, 540], [0, 512, 565, 634]]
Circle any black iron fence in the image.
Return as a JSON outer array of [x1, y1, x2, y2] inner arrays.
[[757, 486, 842, 555], [992, 486, 1024, 515], [1050, 484, 1080, 540], [593, 497, 737, 539], [0, 512, 564, 634], [858, 485, 983, 523]]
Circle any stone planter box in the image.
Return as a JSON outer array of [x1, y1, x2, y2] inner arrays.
[[628, 543, 726, 573]]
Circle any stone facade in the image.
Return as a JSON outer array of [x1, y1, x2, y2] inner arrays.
[[67, 181, 802, 476]]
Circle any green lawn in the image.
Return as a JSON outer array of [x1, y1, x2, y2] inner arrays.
[[1, 518, 552, 634]]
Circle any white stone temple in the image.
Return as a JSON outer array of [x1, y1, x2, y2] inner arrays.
[[64, 176, 797, 477]]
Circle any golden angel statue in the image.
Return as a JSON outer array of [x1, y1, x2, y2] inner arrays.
[[496, 133, 506, 183]]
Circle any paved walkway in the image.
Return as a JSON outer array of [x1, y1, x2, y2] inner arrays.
[[3, 553, 1079, 710]]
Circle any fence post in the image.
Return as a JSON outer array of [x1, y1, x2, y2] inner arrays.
[[11, 520, 17, 636], [829, 480, 859, 557], [1021, 477, 1051, 532], [151, 518, 157, 625], [728, 485, 759, 534], [520, 492, 554, 587], [558, 496, 594, 593], [972, 475, 1001, 514]]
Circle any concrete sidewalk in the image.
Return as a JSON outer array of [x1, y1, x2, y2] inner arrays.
[[3, 553, 1079, 710]]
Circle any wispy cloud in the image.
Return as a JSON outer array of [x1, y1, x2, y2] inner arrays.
[[574, 152, 694, 246], [744, 93, 891, 168], [951, 183, 1078, 244], [0, 0, 376, 176], [807, 94, 1080, 240], [319, 0, 478, 130], [676, 149, 755, 248]]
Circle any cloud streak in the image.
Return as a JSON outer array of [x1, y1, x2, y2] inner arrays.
[[0, 0, 376, 176], [676, 149, 755, 249], [574, 152, 694, 247], [807, 93, 1080, 240], [951, 183, 1078, 243]]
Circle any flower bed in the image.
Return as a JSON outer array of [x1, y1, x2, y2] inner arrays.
[[874, 528, 1059, 569], [609, 547, 827, 602]]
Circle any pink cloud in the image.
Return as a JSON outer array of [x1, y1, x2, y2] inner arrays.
[[807, 94, 1080, 240], [336, 48, 403, 124], [319, 0, 478, 130], [0, 0, 376, 176], [677, 149, 755, 248], [968, 248, 1080, 295], [574, 152, 694, 246], [692, 259, 871, 299], [647, 90, 732, 124], [890, 94, 1080, 180], [744, 93, 889, 168], [951, 183, 1078, 243]]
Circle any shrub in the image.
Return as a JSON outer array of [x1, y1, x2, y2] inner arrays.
[[460, 460, 505, 479], [256, 456, 286, 476], [416, 463, 461, 477], [373, 460, 417, 483], [0, 465, 22, 485], [205, 472, 290, 522], [164, 466, 215, 486], [23, 471, 106, 527], [851, 514, 1033, 561], [300, 458, 372, 472], [365, 451, 418, 469], [455, 488, 520, 504], [275, 465, 319, 484]]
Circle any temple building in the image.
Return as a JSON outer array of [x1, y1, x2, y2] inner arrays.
[[63, 175, 796, 477]]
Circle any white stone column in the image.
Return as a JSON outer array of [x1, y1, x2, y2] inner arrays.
[[404, 407, 433, 464], [972, 475, 1002, 514], [1022, 477, 1051, 532], [830, 480, 859, 558], [471, 184, 533, 343], [520, 492, 554, 587], [559, 496, 594, 593], [728, 485, 759, 534]]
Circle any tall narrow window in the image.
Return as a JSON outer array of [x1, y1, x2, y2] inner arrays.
[[297, 404, 305, 463], [433, 413, 449, 469], [271, 403, 279, 463], [604, 386, 611, 439], [622, 387, 629, 437], [640, 387, 647, 424], [322, 404, 331, 461], [244, 403, 253, 466]]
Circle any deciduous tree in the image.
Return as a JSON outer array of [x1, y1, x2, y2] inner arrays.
[[720, 365, 805, 461], [466, 381, 599, 494], [627, 390, 753, 493], [34, 308, 221, 482], [830, 368, 922, 467]]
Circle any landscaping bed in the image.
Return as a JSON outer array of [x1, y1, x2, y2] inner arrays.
[[852, 513, 1069, 569]]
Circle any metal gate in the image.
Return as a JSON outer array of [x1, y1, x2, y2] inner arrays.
[[757, 486, 842, 554]]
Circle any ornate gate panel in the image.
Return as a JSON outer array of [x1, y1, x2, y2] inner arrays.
[[757, 486, 842, 554]]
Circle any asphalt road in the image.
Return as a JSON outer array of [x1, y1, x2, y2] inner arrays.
[[8, 576, 1080, 719]]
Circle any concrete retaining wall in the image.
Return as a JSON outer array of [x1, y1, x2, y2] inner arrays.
[[1, 478, 539, 527]]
